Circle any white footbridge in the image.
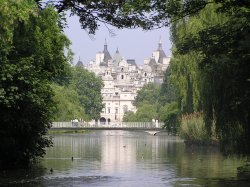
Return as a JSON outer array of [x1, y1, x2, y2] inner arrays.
[[51, 121, 166, 135]]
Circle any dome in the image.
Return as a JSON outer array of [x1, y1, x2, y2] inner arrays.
[[75, 57, 84, 68]]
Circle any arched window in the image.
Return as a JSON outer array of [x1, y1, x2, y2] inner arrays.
[[121, 75, 124, 79], [121, 67, 124, 72], [144, 72, 147, 77], [100, 117, 106, 124]]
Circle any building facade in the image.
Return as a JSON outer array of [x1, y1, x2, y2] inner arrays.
[[77, 39, 170, 123]]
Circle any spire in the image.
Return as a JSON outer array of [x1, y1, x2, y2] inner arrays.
[[103, 38, 112, 63], [116, 47, 119, 53], [104, 38, 107, 51], [158, 36, 163, 50]]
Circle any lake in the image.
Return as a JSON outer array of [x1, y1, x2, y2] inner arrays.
[[0, 130, 249, 186]]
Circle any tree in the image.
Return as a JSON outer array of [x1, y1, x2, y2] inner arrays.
[[161, 102, 180, 135], [159, 66, 177, 105], [71, 67, 104, 120], [0, 1, 71, 168], [169, 2, 250, 155], [37, 0, 173, 34], [133, 82, 160, 107], [123, 111, 137, 122], [134, 102, 158, 122], [52, 83, 88, 121], [170, 50, 203, 114]]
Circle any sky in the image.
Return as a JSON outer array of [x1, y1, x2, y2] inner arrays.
[[63, 15, 172, 66]]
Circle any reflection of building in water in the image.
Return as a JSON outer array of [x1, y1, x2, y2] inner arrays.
[[100, 131, 136, 173], [80, 38, 170, 123]]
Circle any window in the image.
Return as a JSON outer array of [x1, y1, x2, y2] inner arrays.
[[121, 68, 124, 72], [108, 107, 111, 113], [115, 107, 118, 114], [121, 75, 124, 79]]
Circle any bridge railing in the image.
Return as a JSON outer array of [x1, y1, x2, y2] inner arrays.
[[51, 121, 164, 129]]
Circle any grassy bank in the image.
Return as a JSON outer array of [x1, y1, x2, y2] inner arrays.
[[48, 129, 88, 134], [179, 113, 218, 146]]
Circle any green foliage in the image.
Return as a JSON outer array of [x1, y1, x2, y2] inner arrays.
[[37, 0, 173, 34], [170, 50, 203, 113], [162, 102, 180, 135], [51, 67, 104, 121], [170, 2, 250, 155], [0, 1, 71, 169], [35, 0, 250, 35], [128, 80, 178, 123], [0, 0, 36, 51], [71, 67, 104, 120], [123, 111, 136, 122], [134, 102, 158, 122], [159, 67, 176, 105], [51, 83, 88, 121], [123, 102, 157, 122], [180, 113, 217, 145], [130, 82, 164, 122], [133, 82, 160, 107]]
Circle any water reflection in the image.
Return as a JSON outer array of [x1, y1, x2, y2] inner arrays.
[[0, 130, 249, 187]]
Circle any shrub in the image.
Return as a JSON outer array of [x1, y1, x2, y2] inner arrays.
[[180, 113, 217, 145]]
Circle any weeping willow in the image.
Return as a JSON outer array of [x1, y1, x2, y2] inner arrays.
[[170, 3, 250, 155]]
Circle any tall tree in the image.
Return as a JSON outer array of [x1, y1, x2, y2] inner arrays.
[[52, 82, 89, 121], [133, 82, 161, 107], [0, 1, 71, 168], [37, 0, 172, 34], [169, 1, 250, 155], [71, 67, 104, 120], [159, 66, 177, 105]]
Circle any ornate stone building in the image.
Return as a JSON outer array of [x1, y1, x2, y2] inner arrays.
[[80, 39, 170, 123]]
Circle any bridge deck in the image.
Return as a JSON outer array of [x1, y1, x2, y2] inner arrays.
[[50, 127, 166, 131], [52, 122, 165, 131]]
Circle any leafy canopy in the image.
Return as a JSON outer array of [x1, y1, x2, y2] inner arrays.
[[169, 1, 250, 155], [0, 1, 71, 168]]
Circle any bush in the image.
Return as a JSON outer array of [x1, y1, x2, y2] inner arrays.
[[180, 113, 217, 145], [162, 102, 180, 135], [164, 111, 180, 135]]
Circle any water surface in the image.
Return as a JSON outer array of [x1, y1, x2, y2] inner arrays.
[[0, 130, 249, 186]]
